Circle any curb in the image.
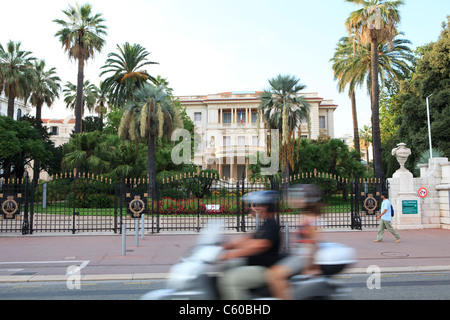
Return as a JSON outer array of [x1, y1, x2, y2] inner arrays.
[[345, 265, 450, 274], [2, 265, 450, 283]]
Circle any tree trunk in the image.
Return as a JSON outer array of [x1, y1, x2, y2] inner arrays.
[[147, 134, 156, 199], [7, 90, 15, 118], [33, 102, 43, 185], [75, 59, 85, 134], [351, 91, 361, 159], [370, 40, 383, 180]]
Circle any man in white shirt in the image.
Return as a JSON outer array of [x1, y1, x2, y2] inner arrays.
[[374, 192, 401, 243]]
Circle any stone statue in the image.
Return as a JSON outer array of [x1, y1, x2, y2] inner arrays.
[[392, 143, 411, 171]]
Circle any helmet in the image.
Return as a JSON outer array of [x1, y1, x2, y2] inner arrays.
[[242, 190, 279, 212], [288, 184, 323, 204]]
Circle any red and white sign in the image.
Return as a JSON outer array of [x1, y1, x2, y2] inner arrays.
[[418, 187, 428, 198]]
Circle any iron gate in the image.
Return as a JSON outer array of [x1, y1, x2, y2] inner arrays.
[[0, 171, 386, 234]]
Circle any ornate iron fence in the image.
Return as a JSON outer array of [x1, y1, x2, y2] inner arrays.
[[0, 170, 386, 234]]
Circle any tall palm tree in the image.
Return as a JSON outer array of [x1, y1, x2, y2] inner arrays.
[[63, 80, 98, 119], [118, 83, 183, 195], [54, 3, 107, 133], [95, 81, 109, 129], [345, 0, 403, 179], [359, 124, 372, 168], [100, 42, 158, 107], [259, 74, 309, 181], [29, 59, 61, 184], [30, 60, 61, 122], [331, 36, 361, 158], [0, 40, 36, 118], [331, 34, 413, 161]]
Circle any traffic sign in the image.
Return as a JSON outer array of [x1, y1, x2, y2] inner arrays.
[[418, 187, 428, 198]]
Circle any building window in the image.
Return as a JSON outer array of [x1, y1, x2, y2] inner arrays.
[[194, 112, 202, 125], [223, 136, 231, 147], [16, 108, 22, 120], [223, 112, 232, 124], [319, 116, 326, 129], [222, 165, 230, 179], [50, 126, 59, 135], [252, 136, 259, 146], [252, 111, 258, 123], [237, 165, 246, 180]]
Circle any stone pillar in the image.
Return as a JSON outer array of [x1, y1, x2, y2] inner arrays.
[[388, 143, 423, 229], [415, 157, 449, 228], [436, 162, 450, 229]]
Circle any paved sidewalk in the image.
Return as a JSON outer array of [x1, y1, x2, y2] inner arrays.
[[0, 228, 450, 282]]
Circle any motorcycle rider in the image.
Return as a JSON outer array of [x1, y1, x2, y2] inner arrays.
[[218, 190, 282, 300], [266, 184, 323, 300]]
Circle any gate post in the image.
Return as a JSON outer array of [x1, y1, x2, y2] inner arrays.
[[351, 173, 362, 230], [22, 173, 30, 235]]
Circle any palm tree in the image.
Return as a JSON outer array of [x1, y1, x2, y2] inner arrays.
[[0, 40, 36, 118], [30, 60, 61, 122], [331, 36, 361, 158], [258, 74, 309, 181], [29, 59, 61, 184], [118, 83, 183, 195], [54, 3, 107, 133], [359, 124, 372, 168], [95, 82, 109, 129], [331, 34, 413, 161], [62, 131, 110, 174], [345, 0, 403, 179], [100, 42, 158, 107], [63, 80, 98, 119]]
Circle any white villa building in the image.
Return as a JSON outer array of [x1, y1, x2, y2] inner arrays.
[[0, 94, 31, 119], [178, 91, 338, 180]]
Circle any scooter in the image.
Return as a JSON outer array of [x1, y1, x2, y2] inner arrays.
[[141, 220, 357, 300]]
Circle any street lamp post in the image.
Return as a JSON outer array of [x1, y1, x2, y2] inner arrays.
[[426, 94, 433, 158]]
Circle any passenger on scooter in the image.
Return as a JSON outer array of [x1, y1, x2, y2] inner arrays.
[[218, 190, 282, 300], [266, 184, 323, 300]]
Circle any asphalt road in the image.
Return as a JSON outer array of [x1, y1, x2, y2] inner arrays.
[[1, 271, 450, 300]]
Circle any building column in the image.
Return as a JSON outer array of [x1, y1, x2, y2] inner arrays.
[[230, 160, 234, 181]]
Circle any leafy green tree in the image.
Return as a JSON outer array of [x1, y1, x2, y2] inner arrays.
[[0, 116, 52, 179], [345, 0, 404, 179], [54, 3, 107, 133], [397, 17, 450, 171], [0, 40, 36, 118]]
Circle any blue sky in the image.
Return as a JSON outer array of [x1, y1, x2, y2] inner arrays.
[[1, 0, 448, 136]]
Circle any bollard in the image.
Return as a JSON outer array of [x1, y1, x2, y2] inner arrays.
[[122, 222, 126, 256], [141, 214, 145, 240], [285, 222, 290, 252], [135, 218, 139, 247]]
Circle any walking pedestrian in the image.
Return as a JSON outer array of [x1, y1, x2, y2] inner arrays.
[[374, 192, 401, 243]]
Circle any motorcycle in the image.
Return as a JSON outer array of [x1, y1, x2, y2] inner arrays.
[[141, 220, 357, 300]]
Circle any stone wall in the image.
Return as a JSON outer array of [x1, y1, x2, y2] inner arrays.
[[388, 143, 450, 230]]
